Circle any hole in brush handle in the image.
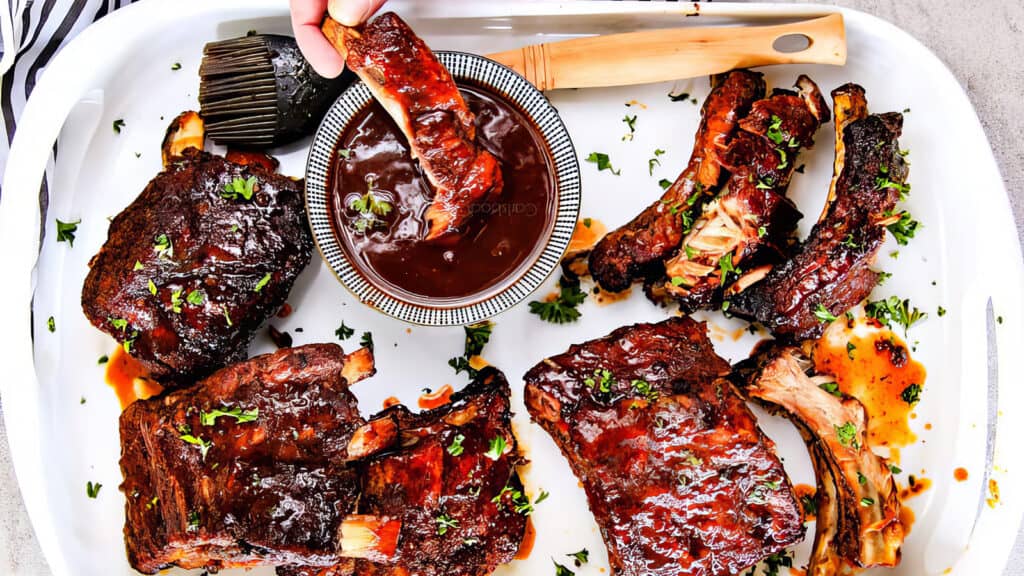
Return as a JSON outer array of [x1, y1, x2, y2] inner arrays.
[[773, 33, 813, 54]]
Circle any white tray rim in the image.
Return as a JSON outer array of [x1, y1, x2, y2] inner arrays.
[[1, 1, 1022, 575]]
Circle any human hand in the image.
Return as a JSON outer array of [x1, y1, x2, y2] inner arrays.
[[290, 0, 387, 78]]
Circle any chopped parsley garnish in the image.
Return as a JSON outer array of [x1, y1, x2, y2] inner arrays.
[[335, 321, 354, 340], [630, 379, 659, 401], [890, 464, 903, 475], [718, 251, 739, 280], [841, 234, 859, 248], [123, 332, 138, 353], [153, 234, 173, 259], [186, 290, 205, 306], [766, 115, 785, 145], [568, 548, 589, 566], [757, 226, 767, 238], [529, 276, 587, 324], [221, 304, 233, 326], [200, 407, 259, 426], [179, 433, 213, 460], [148, 279, 158, 296], [583, 218, 592, 228], [47, 316, 55, 332], [814, 303, 838, 323], [133, 260, 144, 271], [857, 471, 868, 485], [449, 321, 493, 378], [756, 177, 774, 190], [860, 497, 875, 507], [349, 179, 393, 232], [359, 331, 374, 350], [900, 383, 922, 406], [684, 244, 699, 260], [835, 422, 859, 449], [585, 152, 620, 175], [97, 355, 109, 365], [553, 560, 576, 576], [535, 490, 550, 505], [435, 513, 458, 536], [491, 484, 534, 515], [658, 178, 673, 190], [187, 510, 200, 531], [171, 62, 182, 71], [886, 211, 920, 245], [584, 369, 614, 394], [484, 435, 507, 460], [170, 289, 183, 313], [775, 147, 788, 169], [648, 148, 665, 175], [109, 317, 128, 332], [86, 481, 102, 499], [801, 494, 817, 516], [818, 381, 842, 397], [222, 176, 258, 201], [621, 115, 637, 141], [253, 272, 272, 292], [937, 306, 946, 317], [338, 148, 352, 159], [670, 276, 687, 287], [875, 173, 911, 198], [56, 218, 81, 246], [668, 90, 691, 102], [864, 296, 927, 333], [113, 119, 125, 134], [846, 341, 856, 359], [447, 434, 465, 456]]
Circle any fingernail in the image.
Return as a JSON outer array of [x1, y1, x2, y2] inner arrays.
[[331, 2, 372, 27]]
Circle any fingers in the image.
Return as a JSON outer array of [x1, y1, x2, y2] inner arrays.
[[290, 0, 346, 78], [328, 0, 388, 26]]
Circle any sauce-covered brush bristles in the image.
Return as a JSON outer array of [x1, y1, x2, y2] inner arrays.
[[322, 12, 504, 241]]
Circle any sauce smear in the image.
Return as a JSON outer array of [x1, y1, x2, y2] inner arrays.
[[418, 384, 454, 410], [330, 83, 555, 300], [105, 347, 163, 409], [813, 319, 926, 448]]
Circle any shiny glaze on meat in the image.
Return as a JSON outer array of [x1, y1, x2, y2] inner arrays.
[[82, 148, 312, 381], [730, 85, 908, 341], [587, 70, 766, 293], [323, 12, 503, 240], [524, 318, 804, 576], [120, 344, 374, 573], [279, 368, 527, 576], [659, 76, 830, 310]]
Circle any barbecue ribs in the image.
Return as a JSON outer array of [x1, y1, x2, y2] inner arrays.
[[120, 343, 375, 573], [82, 136, 312, 381], [586, 70, 765, 292], [739, 346, 904, 574], [658, 76, 830, 310], [322, 12, 503, 241], [523, 317, 804, 576], [730, 84, 909, 341]]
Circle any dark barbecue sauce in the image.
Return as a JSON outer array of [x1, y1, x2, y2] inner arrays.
[[329, 84, 555, 301]]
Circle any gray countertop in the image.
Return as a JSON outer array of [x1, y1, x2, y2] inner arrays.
[[2, 0, 1022, 574]]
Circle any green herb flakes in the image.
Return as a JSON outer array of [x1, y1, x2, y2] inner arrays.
[[585, 152, 621, 175], [56, 218, 81, 246]]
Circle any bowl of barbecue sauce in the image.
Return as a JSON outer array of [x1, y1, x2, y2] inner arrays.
[[306, 52, 580, 325]]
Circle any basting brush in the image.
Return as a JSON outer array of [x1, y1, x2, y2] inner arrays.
[[199, 34, 352, 147]]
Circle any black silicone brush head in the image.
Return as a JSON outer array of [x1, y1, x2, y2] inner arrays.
[[199, 34, 353, 147]]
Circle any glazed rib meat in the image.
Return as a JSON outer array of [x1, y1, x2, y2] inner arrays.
[[586, 70, 765, 292], [322, 12, 503, 241], [730, 84, 908, 341], [82, 146, 312, 381], [120, 343, 376, 573], [278, 367, 528, 576], [740, 346, 904, 574], [524, 317, 804, 576], [658, 76, 830, 310]]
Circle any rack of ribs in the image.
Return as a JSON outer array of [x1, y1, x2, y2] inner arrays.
[[738, 346, 904, 574], [729, 84, 909, 341], [322, 12, 503, 241], [585, 70, 765, 292], [656, 76, 830, 311], [283, 367, 528, 576], [523, 317, 803, 576], [120, 343, 526, 575], [82, 121, 312, 381]]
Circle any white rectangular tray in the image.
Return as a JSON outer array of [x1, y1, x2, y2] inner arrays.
[[2, 1, 1022, 575]]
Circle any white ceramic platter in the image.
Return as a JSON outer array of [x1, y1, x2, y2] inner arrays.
[[2, 1, 1022, 575]]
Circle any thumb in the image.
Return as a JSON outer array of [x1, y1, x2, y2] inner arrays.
[[328, 0, 388, 27]]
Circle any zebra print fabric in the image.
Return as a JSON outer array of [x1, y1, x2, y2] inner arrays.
[[0, 0, 138, 202]]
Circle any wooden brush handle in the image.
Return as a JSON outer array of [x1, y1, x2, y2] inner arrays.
[[486, 13, 846, 91]]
